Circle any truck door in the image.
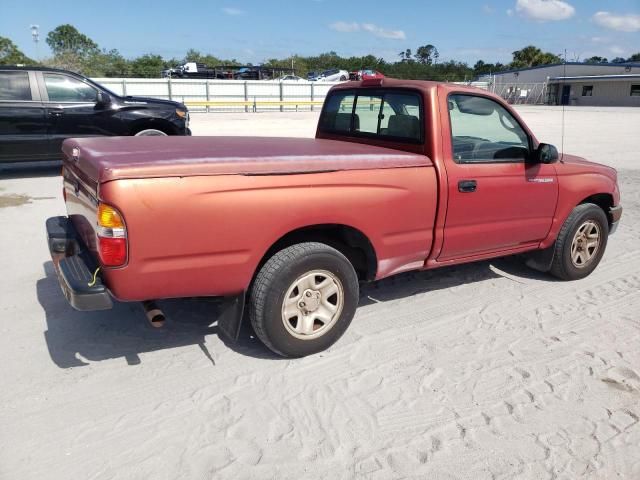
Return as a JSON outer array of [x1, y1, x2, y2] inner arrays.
[[438, 93, 558, 261], [0, 70, 49, 163], [38, 72, 108, 160]]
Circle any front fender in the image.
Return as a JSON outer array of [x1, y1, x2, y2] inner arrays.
[[541, 170, 617, 249]]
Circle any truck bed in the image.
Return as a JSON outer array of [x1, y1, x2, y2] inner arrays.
[[61, 136, 431, 183]]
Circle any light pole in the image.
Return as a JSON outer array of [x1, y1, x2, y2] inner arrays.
[[30, 24, 40, 61]]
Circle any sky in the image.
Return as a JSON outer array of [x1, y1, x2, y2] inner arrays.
[[1, 0, 639, 65]]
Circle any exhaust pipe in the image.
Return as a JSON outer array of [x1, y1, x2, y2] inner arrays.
[[142, 301, 165, 328]]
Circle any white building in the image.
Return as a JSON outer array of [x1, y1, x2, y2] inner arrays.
[[477, 63, 640, 106], [547, 75, 640, 107]]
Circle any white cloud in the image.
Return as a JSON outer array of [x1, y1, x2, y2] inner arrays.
[[593, 11, 640, 33], [329, 21, 360, 33], [482, 5, 494, 14], [328, 21, 405, 40], [609, 45, 626, 56], [222, 7, 244, 16], [361, 23, 406, 39], [515, 0, 575, 21]]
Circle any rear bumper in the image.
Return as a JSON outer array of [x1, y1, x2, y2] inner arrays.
[[46, 216, 113, 311], [609, 205, 622, 235]]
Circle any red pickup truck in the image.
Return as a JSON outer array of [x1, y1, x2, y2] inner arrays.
[[46, 78, 622, 357]]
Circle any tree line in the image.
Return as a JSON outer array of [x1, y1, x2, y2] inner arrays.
[[1, 24, 639, 80]]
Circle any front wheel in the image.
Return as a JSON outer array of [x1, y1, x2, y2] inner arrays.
[[549, 203, 609, 280], [249, 242, 359, 357], [134, 129, 167, 136]]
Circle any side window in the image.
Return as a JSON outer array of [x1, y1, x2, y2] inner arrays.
[[44, 74, 97, 102], [448, 94, 530, 163], [319, 89, 423, 143], [0, 71, 32, 101]]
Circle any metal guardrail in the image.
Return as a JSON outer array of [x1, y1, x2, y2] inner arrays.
[[185, 100, 325, 112], [93, 78, 340, 113]]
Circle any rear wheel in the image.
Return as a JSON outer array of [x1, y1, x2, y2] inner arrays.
[[134, 129, 167, 136], [549, 203, 608, 280], [250, 242, 359, 357]]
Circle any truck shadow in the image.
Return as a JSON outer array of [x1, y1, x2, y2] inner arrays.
[[38, 256, 554, 368], [37, 261, 273, 368], [0, 165, 61, 180], [359, 255, 555, 305]]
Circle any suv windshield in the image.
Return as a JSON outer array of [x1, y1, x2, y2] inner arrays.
[[318, 89, 423, 143]]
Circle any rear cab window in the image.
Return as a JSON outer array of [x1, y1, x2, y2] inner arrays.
[[0, 71, 32, 101], [319, 89, 423, 144]]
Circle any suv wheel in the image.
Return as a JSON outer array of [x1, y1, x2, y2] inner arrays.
[[134, 129, 167, 136], [250, 242, 359, 357]]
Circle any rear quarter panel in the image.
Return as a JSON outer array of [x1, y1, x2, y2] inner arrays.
[[99, 167, 438, 301]]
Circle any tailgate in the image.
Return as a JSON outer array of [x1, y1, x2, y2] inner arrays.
[[62, 151, 100, 259]]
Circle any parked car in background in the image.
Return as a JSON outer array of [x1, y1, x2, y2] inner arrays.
[[271, 75, 308, 82], [314, 69, 349, 82], [349, 69, 385, 81], [162, 62, 222, 79], [46, 78, 621, 358], [0, 66, 190, 165]]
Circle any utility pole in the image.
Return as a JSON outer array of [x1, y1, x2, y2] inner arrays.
[[30, 24, 40, 61]]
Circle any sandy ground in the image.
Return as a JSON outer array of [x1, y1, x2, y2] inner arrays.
[[1, 107, 639, 480]]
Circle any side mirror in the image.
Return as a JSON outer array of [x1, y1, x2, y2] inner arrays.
[[96, 91, 111, 107], [534, 143, 559, 164]]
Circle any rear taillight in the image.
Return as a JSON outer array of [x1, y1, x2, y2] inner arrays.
[[97, 203, 127, 267]]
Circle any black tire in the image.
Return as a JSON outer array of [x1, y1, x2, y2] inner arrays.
[[549, 203, 609, 281], [339, 75, 347, 81], [250, 242, 359, 357]]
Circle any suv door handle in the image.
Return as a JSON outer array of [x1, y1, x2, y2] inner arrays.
[[48, 108, 64, 117], [458, 180, 477, 193]]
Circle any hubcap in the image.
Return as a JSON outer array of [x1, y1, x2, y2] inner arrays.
[[570, 220, 601, 268], [281, 270, 344, 340]]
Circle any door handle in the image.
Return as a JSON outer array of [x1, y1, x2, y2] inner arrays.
[[458, 180, 477, 193], [48, 108, 64, 117]]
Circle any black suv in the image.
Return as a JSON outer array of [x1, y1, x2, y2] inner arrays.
[[0, 66, 191, 165]]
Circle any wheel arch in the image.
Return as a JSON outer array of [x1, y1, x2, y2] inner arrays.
[[256, 224, 378, 283], [578, 192, 614, 227]]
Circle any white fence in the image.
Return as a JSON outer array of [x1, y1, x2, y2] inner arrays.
[[92, 78, 498, 113], [489, 83, 548, 105], [92, 78, 340, 112]]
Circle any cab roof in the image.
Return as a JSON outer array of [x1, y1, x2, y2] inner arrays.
[[330, 77, 490, 96]]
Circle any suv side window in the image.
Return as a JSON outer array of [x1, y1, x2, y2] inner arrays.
[[0, 71, 32, 101], [448, 94, 530, 163], [43, 73, 97, 102]]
